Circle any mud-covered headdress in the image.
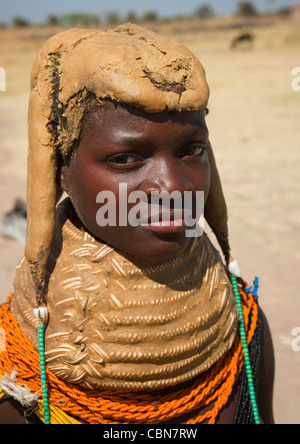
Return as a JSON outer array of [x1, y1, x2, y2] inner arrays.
[[25, 24, 233, 298]]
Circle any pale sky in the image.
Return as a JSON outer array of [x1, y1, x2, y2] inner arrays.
[[0, 0, 297, 24]]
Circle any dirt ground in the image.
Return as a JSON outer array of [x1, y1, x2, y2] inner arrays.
[[0, 19, 299, 424]]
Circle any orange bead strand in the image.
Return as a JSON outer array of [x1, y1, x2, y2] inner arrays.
[[0, 289, 258, 424]]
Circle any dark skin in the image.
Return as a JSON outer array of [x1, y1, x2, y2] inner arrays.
[[0, 105, 275, 424]]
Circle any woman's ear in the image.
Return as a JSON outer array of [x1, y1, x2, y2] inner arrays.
[[59, 165, 69, 194]]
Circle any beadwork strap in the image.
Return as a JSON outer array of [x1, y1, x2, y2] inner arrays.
[[231, 275, 261, 424], [34, 401, 81, 424], [0, 388, 5, 401], [234, 307, 262, 424]]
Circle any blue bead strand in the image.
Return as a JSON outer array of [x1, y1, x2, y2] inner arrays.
[[231, 274, 261, 425], [38, 323, 51, 424]]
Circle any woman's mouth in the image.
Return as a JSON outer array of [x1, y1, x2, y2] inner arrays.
[[140, 208, 193, 234]]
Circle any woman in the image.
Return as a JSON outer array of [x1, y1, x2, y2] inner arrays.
[[0, 24, 274, 424]]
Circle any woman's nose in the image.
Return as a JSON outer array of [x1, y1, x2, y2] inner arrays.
[[139, 157, 194, 197]]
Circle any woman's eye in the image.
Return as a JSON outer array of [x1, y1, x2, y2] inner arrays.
[[106, 153, 141, 165], [179, 145, 206, 158]]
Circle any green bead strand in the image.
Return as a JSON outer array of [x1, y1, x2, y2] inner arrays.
[[38, 323, 51, 425], [231, 274, 261, 425]]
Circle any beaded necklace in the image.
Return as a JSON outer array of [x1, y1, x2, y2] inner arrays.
[[34, 274, 261, 425]]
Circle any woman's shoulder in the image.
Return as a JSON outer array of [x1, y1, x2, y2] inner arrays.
[[0, 302, 42, 424], [257, 308, 275, 424], [0, 398, 42, 424]]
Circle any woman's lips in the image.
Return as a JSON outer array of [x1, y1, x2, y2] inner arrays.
[[142, 219, 187, 234], [140, 208, 193, 234]]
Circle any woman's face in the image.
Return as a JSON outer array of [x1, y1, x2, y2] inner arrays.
[[61, 105, 210, 262]]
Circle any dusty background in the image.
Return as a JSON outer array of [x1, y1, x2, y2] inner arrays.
[[0, 17, 299, 424]]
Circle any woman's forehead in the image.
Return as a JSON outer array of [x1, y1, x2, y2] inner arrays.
[[83, 104, 208, 133]]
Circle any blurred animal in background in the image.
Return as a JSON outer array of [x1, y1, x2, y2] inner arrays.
[[231, 32, 255, 51], [1, 198, 27, 246]]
